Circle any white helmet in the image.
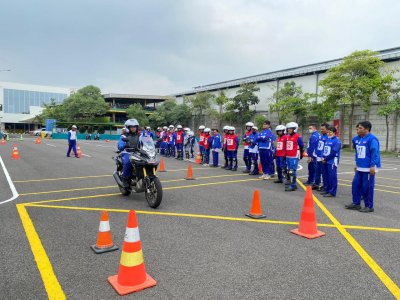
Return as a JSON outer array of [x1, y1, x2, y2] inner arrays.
[[146, 126, 151, 130], [188, 131, 194, 136], [169, 125, 174, 128], [275, 125, 286, 132], [199, 125, 205, 130], [252, 126, 258, 131], [228, 126, 235, 131], [71, 125, 77, 129], [125, 119, 139, 128], [176, 125, 183, 129], [204, 128, 211, 133], [245, 122, 254, 127], [184, 127, 190, 132], [223, 125, 230, 131], [286, 122, 298, 133], [163, 126, 168, 130]]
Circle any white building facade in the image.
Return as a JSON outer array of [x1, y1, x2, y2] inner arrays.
[[0, 81, 72, 132]]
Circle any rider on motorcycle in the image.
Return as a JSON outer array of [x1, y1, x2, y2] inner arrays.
[[118, 119, 141, 187]]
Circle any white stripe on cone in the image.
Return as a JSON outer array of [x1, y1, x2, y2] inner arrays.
[[99, 221, 110, 232], [124, 227, 140, 243]]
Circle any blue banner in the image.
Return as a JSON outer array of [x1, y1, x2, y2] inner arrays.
[[45, 119, 56, 132]]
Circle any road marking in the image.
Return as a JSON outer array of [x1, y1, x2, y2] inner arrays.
[[339, 183, 400, 195], [16, 204, 65, 299], [81, 154, 91, 158], [297, 180, 400, 298], [23, 203, 400, 233], [338, 179, 400, 190], [45, 143, 57, 147], [0, 155, 19, 205]]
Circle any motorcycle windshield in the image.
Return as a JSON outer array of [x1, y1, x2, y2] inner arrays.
[[140, 135, 156, 157]]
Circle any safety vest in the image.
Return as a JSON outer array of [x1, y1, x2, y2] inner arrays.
[[204, 134, 211, 149], [176, 131, 184, 144], [243, 131, 251, 148], [286, 133, 300, 158], [276, 135, 287, 157], [226, 134, 238, 151], [199, 132, 205, 146]]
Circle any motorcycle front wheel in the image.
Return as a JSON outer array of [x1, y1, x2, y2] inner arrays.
[[145, 177, 163, 208]]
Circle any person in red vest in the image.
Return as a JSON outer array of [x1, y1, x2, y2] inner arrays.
[[198, 125, 206, 164], [285, 122, 304, 191], [203, 128, 213, 166], [175, 125, 185, 160], [225, 126, 239, 171], [242, 122, 254, 173], [221, 125, 230, 169], [273, 125, 287, 184]]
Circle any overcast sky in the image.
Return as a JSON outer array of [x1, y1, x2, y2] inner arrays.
[[0, 0, 399, 95]]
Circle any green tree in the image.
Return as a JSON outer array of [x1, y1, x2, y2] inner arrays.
[[185, 92, 216, 126], [126, 103, 149, 127], [40, 98, 67, 122], [376, 73, 400, 151], [225, 83, 260, 125], [319, 50, 384, 144], [62, 85, 109, 121], [211, 90, 229, 129], [254, 114, 266, 129]]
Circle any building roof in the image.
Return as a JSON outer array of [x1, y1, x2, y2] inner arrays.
[[103, 93, 172, 102], [174, 46, 400, 96]]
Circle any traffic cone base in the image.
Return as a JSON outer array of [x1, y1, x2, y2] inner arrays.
[[91, 244, 119, 254], [108, 273, 156, 296], [245, 212, 266, 219], [290, 228, 325, 239]]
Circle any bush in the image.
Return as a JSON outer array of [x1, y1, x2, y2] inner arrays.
[[97, 126, 105, 134], [79, 126, 87, 134]]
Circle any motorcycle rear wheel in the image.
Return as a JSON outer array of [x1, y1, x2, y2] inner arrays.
[[145, 177, 162, 208]]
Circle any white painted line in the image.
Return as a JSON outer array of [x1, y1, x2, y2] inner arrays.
[[0, 155, 19, 205], [81, 154, 92, 158], [45, 143, 57, 147], [297, 167, 398, 178], [96, 145, 113, 148]]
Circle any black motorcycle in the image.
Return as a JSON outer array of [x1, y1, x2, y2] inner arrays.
[[113, 136, 163, 208]]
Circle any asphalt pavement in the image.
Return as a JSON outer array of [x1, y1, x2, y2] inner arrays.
[[0, 137, 399, 299]]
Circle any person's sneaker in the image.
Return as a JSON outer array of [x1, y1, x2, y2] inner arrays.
[[359, 207, 374, 213], [285, 186, 297, 192], [274, 179, 283, 183], [323, 194, 334, 197], [263, 175, 271, 180], [259, 174, 266, 179], [269, 174, 275, 179], [319, 190, 328, 195], [345, 203, 361, 210]]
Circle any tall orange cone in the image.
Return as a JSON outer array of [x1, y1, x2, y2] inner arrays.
[[258, 162, 263, 175], [11, 145, 20, 160], [1, 138, 5, 146], [246, 189, 266, 219], [158, 159, 166, 172], [91, 211, 119, 254], [195, 150, 202, 164], [35, 137, 41, 144], [185, 163, 195, 180], [108, 211, 156, 295], [76, 144, 82, 157], [291, 186, 325, 239]]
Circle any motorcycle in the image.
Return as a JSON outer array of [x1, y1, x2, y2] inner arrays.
[[113, 135, 163, 208]]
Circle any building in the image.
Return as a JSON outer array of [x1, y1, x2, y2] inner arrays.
[[174, 47, 400, 150], [0, 81, 72, 132]]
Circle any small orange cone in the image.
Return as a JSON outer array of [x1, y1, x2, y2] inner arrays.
[[91, 211, 119, 254], [291, 186, 325, 239], [185, 163, 195, 180], [158, 159, 166, 172], [77, 144, 82, 157], [246, 189, 266, 219], [35, 137, 41, 144], [108, 211, 156, 295], [1, 138, 5, 146], [11, 145, 20, 160], [258, 162, 263, 175], [195, 150, 202, 164]]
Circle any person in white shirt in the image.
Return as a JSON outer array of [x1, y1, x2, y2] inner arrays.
[[67, 125, 79, 158]]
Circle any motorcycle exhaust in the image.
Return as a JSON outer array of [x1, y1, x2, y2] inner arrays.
[[113, 171, 124, 187]]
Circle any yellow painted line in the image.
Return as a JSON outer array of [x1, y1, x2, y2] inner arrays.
[[339, 183, 400, 195], [23, 203, 400, 233], [16, 204, 65, 299], [297, 180, 400, 298], [25, 193, 120, 205], [338, 179, 400, 190], [374, 176, 400, 181]]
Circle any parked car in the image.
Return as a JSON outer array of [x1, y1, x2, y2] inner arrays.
[[33, 128, 52, 137]]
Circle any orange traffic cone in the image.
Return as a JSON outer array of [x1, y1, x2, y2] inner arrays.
[[291, 186, 325, 239], [158, 159, 166, 172], [108, 211, 156, 295], [76, 144, 82, 157], [91, 211, 119, 254], [185, 163, 195, 180], [1, 138, 5, 146], [11, 145, 20, 160], [258, 162, 263, 175], [195, 150, 202, 164], [35, 137, 41, 144], [246, 189, 266, 219]]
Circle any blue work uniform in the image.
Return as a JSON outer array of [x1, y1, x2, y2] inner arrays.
[[257, 128, 274, 175], [67, 130, 78, 157], [248, 132, 259, 174], [307, 131, 321, 184], [351, 133, 381, 209], [315, 133, 328, 189], [211, 133, 222, 167], [322, 136, 341, 196]]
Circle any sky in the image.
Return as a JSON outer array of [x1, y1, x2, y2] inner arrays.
[[0, 0, 399, 95]]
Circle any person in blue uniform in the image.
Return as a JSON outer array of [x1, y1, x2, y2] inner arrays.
[[321, 126, 341, 197], [211, 128, 222, 167], [313, 123, 329, 191], [346, 121, 381, 213], [305, 123, 320, 185], [67, 125, 79, 157], [257, 120, 275, 180], [248, 126, 259, 175]]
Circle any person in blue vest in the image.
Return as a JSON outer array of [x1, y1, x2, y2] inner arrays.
[[167, 125, 176, 157], [248, 126, 259, 175], [160, 126, 168, 156], [257, 120, 275, 179], [346, 121, 381, 213], [305, 123, 320, 186], [321, 126, 342, 197], [66, 125, 79, 158], [211, 128, 222, 167], [313, 123, 329, 191], [242, 122, 254, 173], [141, 126, 154, 138]]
